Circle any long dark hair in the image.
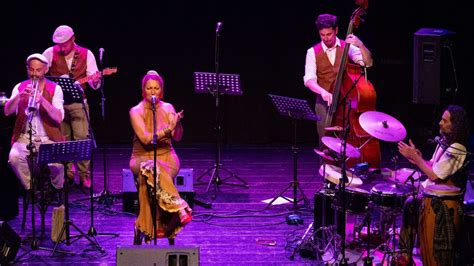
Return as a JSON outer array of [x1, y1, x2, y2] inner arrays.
[[444, 105, 470, 146]]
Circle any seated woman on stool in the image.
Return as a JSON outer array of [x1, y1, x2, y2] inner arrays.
[[129, 70, 192, 245], [398, 105, 470, 265]]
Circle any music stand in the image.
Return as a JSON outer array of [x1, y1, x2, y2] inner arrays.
[[193, 72, 248, 198], [37, 140, 104, 256], [267, 94, 319, 215], [194, 72, 243, 96], [50, 75, 119, 238], [46, 76, 83, 105]]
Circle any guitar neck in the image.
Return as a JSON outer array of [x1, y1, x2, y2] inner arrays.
[[77, 72, 101, 85]]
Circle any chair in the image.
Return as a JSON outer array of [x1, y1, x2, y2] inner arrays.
[[21, 169, 62, 235]]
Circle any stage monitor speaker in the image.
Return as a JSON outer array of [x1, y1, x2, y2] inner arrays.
[[122, 168, 196, 214], [0, 222, 21, 264], [116, 245, 200, 266], [413, 28, 455, 105]]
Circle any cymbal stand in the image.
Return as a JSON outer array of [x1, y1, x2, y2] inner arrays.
[[362, 202, 374, 265], [380, 209, 402, 265], [337, 98, 351, 266]]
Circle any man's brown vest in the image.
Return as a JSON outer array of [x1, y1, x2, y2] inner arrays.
[[49, 45, 88, 89], [11, 79, 65, 144], [313, 40, 346, 93]]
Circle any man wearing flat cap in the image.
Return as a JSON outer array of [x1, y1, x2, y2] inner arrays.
[[4, 53, 65, 193], [43, 25, 101, 188]]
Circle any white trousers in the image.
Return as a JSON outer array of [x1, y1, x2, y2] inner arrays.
[[8, 134, 64, 190]]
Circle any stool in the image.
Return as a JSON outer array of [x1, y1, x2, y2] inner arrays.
[[21, 173, 62, 235]]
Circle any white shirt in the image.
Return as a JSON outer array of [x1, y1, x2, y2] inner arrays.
[[10, 83, 64, 137], [42, 47, 100, 89], [303, 37, 365, 86], [422, 143, 466, 188]]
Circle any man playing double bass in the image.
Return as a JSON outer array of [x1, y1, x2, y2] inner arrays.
[[304, 13, 373, 144]]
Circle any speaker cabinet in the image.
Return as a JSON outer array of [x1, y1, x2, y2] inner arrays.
[[122, 168, 195, 214], [0, 222, 21, 264], [413, 28, 455, 104], [116, 245, 199, 266]]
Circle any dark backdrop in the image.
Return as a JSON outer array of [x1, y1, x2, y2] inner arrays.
[[1, 0, 472, 145]]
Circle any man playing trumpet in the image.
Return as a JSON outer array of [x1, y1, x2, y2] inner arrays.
[[4, 53, 65, 194]]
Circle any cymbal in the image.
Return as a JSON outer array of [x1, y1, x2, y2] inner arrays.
[[321, 136, 361, 158], [359, 111, 407, 142], [313, 148, 335, 162], [387, 168, 421, 183]]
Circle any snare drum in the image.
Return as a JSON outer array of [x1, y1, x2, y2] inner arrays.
[[419, 186, 463, 265], [319, 164, 363, 187], [370, 183, 409, 210], [334, 187, 370, 214]]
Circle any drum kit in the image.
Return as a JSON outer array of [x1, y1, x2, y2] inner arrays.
[[314, 111, 422, 263]]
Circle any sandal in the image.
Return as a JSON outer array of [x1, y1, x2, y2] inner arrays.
[[133, 226, 144, 245], [179, 208, 193, 226]]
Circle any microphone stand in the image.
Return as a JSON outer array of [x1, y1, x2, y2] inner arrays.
[[96, 49, 114, 207], [337, 71, 362, 266], [15, 108, 73, 261], [151, 99, 158, 245], [79, 84, 118, 239]]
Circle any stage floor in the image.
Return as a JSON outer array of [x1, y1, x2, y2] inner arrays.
[[4, 143, 471, 265]]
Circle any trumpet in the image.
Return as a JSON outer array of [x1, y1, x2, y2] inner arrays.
[[26, 78, 39, 114]]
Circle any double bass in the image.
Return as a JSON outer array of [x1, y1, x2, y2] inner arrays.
[[324, 2, 381, 168]]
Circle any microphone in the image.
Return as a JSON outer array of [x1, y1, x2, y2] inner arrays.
[[99, 48, 104, 63], [216, 22, 223, 33], [151, 95, 157, 104], [428, 136, 446, 147]]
